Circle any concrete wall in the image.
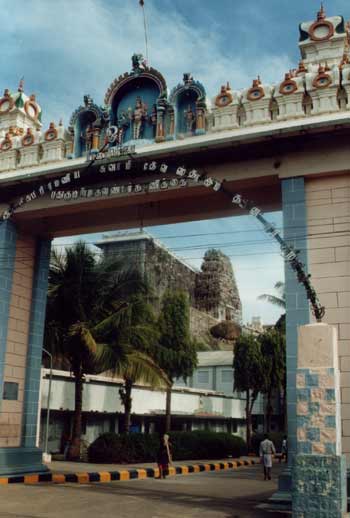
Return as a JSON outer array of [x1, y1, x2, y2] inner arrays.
[[40, 372, 246, 420], [0, 233, 36, 447], [177, 365, 266, 415], [305, 174, 350, 463], [100, 237, 197, 310], [189, 307, 219, 346]]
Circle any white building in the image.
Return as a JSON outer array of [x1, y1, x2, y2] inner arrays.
[[38, 351, 279, 453]]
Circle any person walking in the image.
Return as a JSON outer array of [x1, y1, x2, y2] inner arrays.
[[259, 434, 276, 480], [156, 434, 172, 479]]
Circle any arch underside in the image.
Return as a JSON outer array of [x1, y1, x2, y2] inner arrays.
[[2, 127, 348, 239]]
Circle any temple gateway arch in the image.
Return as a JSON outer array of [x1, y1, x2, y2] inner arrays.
[[0, 7, 349, 508]]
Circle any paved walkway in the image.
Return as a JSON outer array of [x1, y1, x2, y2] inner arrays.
[[0, 463, 290, 518]]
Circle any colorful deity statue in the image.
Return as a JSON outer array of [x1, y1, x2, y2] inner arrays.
[[184, 104, 196, 133], [150, 104, 157, 136], [83, 94, 93, 108], [131, 53, 147, 72], [115, 111, 130, 144], [81, 123, 94, 152], [128, 96, 148, 139]]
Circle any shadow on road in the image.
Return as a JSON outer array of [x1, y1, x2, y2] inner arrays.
[[46, 465, 290, 518]]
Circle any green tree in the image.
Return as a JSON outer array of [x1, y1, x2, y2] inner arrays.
[[45, 241, 144, 459], [96, 296, 169, 433], [258, 281, 285, 309], [258, 281, 286, 332], [156, 290, 197, 433], [233, 334, 264, 450], [258, 281, 287, 425], [259, 330, 286, 433]]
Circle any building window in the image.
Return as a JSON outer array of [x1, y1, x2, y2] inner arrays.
[[197, 370, 209, 384], [3, 382, 18, 400], [221, 370, 233, 383]]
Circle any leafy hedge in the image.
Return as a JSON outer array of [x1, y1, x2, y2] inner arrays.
[[251, 432, 285, 455], [88, 431, 247, 464], [169, 431, 246, 461]]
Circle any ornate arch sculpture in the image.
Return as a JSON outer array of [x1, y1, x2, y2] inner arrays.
[[104, 55, 168, 145], [68, 95, 109, 157], [169, 74, 207, 137]]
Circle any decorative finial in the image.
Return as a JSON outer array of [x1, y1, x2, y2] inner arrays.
[[83, 94, 93, 107], [317, 3, 325, 21], [18, 77, 24, 92], [59, 118, 63, 126], [131, 53, 147, 72], [252, 77, 261, 87], [297, 60, 307, 74], [183, 73, 193, 84]]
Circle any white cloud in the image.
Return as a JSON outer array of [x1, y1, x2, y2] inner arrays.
[[11, 0, 292, 323], [2, 0, 294, 126]]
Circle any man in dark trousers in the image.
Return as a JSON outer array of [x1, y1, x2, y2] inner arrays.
[[156, 434, 172, 479]]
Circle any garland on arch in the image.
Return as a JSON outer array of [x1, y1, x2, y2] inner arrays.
[[0, 152, 325, 322]]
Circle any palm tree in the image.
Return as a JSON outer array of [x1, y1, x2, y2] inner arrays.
[[259, 330, 286, 432], [258, 281, 287, 429], [45, 241, 145, 459], [95, 296, 169, 433], [258, 281, 285, 308]]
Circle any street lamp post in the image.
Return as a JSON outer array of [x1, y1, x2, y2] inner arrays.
[[42, 348, 53, 458]]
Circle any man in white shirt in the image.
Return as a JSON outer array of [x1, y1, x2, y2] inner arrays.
[[259, 434, 276, 480]]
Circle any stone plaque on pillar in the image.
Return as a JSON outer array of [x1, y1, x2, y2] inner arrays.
[[292, 323, 348, 518]]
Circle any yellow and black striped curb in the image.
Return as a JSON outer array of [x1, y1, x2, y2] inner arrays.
[[0, 459, 257, 485]]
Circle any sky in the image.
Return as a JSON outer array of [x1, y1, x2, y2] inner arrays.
[[2, 0, 349, 324]]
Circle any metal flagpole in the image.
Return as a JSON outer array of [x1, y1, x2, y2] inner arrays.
[[139, 0, 149, 64]]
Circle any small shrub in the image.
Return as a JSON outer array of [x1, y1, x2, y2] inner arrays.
[[210, 321, 241, 340], [88, 431, 247, 464], [169, 431, 246, 460]]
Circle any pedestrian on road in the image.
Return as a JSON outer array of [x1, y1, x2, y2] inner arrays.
[[156, 433, 172, 479], [259, 433, 276, 480]]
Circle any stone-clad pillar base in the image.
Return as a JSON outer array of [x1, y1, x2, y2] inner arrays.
[[269, 467, 292, 506], [291, 323, 349, 518], [0, 447, 48, 476], [293, 455, 348, 518]]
